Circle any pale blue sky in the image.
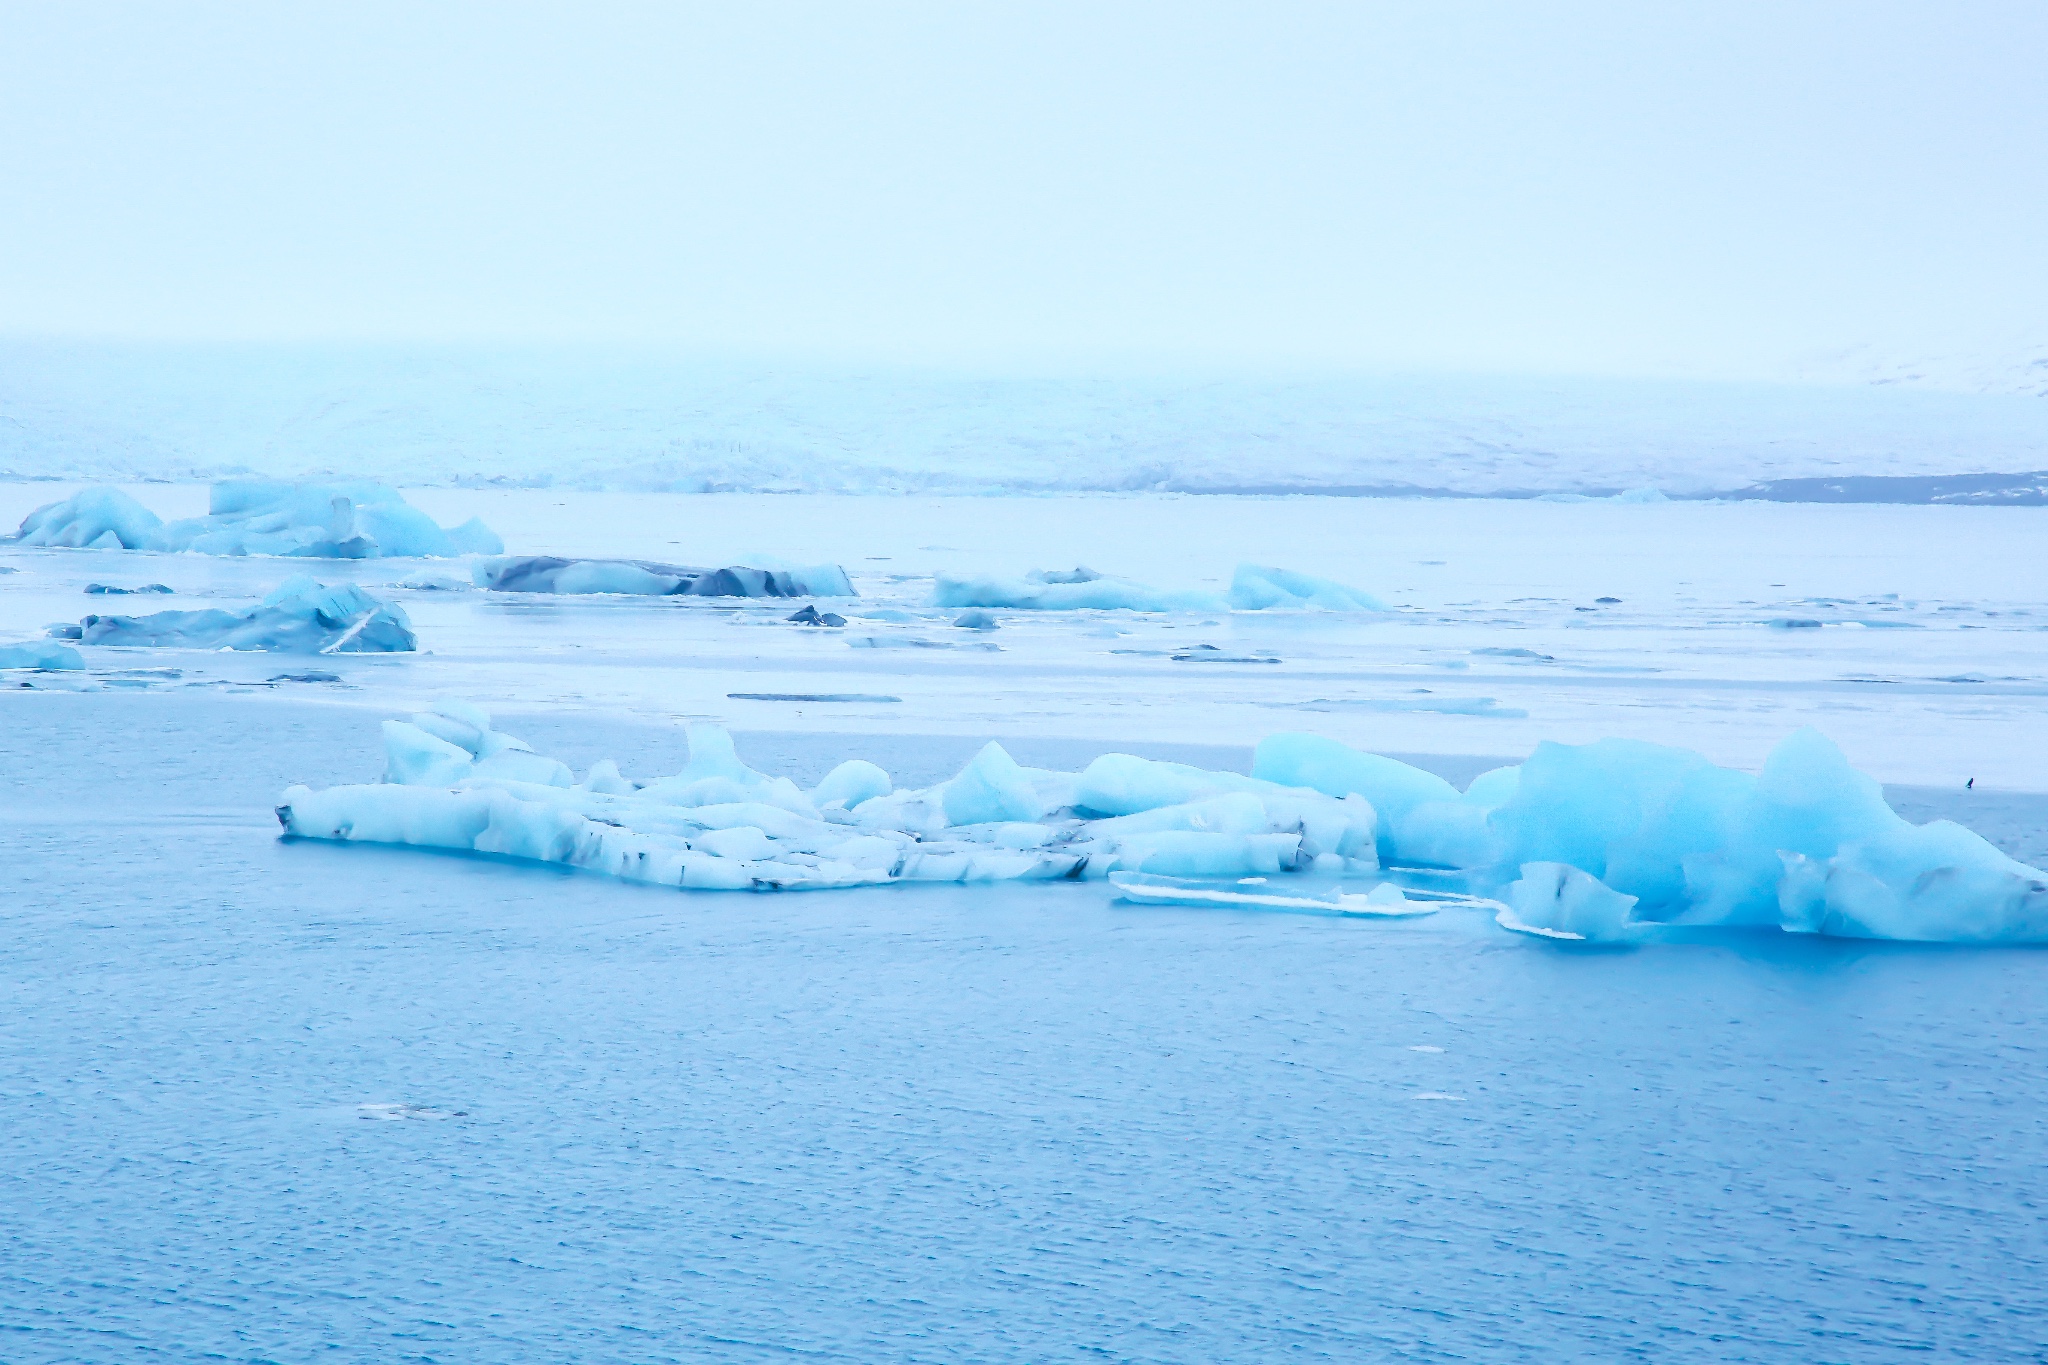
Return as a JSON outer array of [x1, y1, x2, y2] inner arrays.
[[3, 1, 2043, 377]]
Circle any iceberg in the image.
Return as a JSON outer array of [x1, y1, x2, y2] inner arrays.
[[277, 706, 1384, 894], [0, 641, 86, 670], [9, 487, 165, 549], [9, 482, 501, 559], [932, 572, 1224, 612], [1272, 726, 2048, 943], [1229, 565, 1387, 611], [57, 575, 417, 653], [475, 556, 853, 598]]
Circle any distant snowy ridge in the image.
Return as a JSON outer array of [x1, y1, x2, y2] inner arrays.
[[1799, 339, 2048, 400], [5, 342, 2048, 499]]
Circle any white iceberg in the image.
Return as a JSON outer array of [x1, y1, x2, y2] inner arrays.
[[276, 704, 1384, 894], [9, 482, 501, 559], [56, 575, 417, 653], [475, 555, 853, 598]]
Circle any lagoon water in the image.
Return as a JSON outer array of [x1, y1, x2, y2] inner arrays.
[[4, 696, 2046, 1362]]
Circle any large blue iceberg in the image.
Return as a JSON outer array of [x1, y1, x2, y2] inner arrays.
[[1256, 728, 2048, 943], [54, 575, 417, 653], [475, 556, 853, 598], [9, 482, 501, 558]]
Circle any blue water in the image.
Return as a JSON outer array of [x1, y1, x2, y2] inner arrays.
[[4, 696, 2046, 1362]]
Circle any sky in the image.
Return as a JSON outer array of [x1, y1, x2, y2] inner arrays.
[[2, 1, 2045, 379]]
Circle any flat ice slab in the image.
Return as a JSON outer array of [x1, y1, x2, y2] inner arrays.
[[475, 555, 853, 598]]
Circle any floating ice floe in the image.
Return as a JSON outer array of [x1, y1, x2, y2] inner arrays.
[[276, 702, 1383, 893], [51, 575, 417, 653], [933, 563, 1384, 613], [8, 482, 501, 558], [932, 571, 1224, 612], [0, 641, 85, 670], [474, 556, 853, 598]]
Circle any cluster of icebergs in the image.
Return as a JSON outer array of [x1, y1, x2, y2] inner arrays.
[[931, 564, 1383, 613], [50, 575, 417, 653], [276, 704, 2048, 943], [9, 482, 501, 558]]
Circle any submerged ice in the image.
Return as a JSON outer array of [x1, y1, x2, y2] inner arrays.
[[9, 482, 500, 559], [54, 576, 417, 653], [276, 707, 2045, 943]]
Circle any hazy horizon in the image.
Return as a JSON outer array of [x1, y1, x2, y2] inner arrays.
[[5, 2, 2045, 382]]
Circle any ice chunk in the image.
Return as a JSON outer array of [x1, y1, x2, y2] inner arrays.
[[813, 759, 892, 810], [1252, 734, 1459, 862], [9, 488, 164, 549], [476, 555, 853, 598], [943, 742, 1047, 825], [1779, 823, 2048, 943], [67, 575, 417, 653], [1229, 564, 1386, 611], [383, 721, 476, 787], [0, 641, 86, 670], [932, 573, 1224, 612], [1496, 863, 1640, 941]]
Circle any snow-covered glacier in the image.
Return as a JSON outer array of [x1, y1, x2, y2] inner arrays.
[[277, 705, 2046, 942], [9, 481, 501, 558]]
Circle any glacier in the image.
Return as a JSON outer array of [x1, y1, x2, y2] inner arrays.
[[475, 555, 854, 598], [53, 575, 417, 653], [9, 481, 502, 558]]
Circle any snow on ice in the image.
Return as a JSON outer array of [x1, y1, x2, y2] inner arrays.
[[52, 575, 417, 653], [9, 482, 502, 558], [276, 704, 2046, 942]]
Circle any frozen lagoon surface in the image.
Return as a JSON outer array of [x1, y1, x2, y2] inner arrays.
[[5, 487, 2048, 1360]]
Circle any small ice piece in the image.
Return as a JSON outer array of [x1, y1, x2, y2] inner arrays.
[[813, 759, 892, 810], [932, 572, 1225, 613], [1496, 862, 1639, 941], [0, 641, 86, 670], [85, 583, 173, 595], [788, 605, 847, 626], [943, 742, 1047, 825], [1228, 564, 1386, 611], [478, 556, 854, 598], [952, 609, 1000, 630]]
